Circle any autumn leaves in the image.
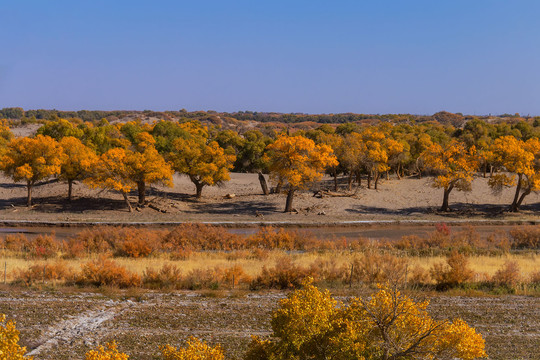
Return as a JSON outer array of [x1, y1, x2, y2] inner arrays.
[[0, 120, 236, 211], [0, 117, 539, 214]]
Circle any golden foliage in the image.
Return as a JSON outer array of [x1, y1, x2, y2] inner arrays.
[[85, 341, 129, 360], [59, 137, 98, 181], [0, 314, 32, 360], [1, 135, 63, 185], [246, 282, 487, 360], [159, 337, 224, 360], [170, 122, 235, 197], [264, 135, 338, 189], [422, 139, 477, 191]]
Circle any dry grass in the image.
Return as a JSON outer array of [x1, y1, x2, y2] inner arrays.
[[2, 251, 538, 288]]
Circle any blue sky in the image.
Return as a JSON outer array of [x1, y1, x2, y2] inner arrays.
[[1, 1, 539, 115]]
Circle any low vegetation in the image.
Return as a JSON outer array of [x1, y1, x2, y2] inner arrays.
[[1, 224, 539, 294]]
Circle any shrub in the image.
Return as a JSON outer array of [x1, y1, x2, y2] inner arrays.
[[408, 265, 430, 287], [162, 223, 242, 252], [67, 226, 162, 258], [251, 258, 312, 290], [222, 265, 250, 288], [142, 264, 183, 290], [430, 251, 474, 290], [160, 337, 224, 360], [492, 261, 521, 288], [76, 257, 141, 288], [85, 341, 129, 360], [14, 261, 72, 286], [509, 226, 540, 249], [2, 233, 29, 252], [0, 313, 32, 359], [351, 252, 408, 285], [27, 235, 58, 259], [245, 282, 487, 360]]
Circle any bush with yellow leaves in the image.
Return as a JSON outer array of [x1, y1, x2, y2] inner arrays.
[[245, 280, 486, 360], [0, 314, 32, 360], [85, 341, 129, 360], [160, 337, 224, 360]]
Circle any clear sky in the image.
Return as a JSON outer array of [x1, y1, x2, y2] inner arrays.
[[1, 1, 539, 115]]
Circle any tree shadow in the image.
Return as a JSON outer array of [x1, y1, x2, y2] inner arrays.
[[187, 198, 279, 215], [345, 202, 529, 218], [1, 195, 132, 213]]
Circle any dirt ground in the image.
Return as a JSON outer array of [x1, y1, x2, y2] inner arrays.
[[2, 288, 538, 360], [0, 173, 539, 225]]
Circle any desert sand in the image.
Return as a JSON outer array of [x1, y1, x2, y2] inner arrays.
[[0, 172, 538, 225]]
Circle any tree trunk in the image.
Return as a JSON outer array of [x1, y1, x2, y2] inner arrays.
[[258, 172, 269, 195], [385, 170, 389, 181], [275, 179, 283, 194], [483, 163, 487, 178], [515, 186, 531, 211], [440, 184, 454, 212], [510, 174, 523, 212], [122, 192, 133, 212], [333, 172, 338, 192], [68, 179, 73, 201], [347, 172, 353, 191], [396, 163, 402, 180], [27, 182, 33, 207], [137, 181, 146, 205], [510, 174, 524, 212], [374, 172, 380, 190], [284, 187, 295, 212], [367, 172, 372, 189], [195, 182, 204, 199]]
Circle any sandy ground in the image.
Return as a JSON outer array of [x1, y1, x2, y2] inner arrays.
[[0, 173, 538, 225]]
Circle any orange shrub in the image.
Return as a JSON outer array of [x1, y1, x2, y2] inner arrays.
[[430, 251, 474, 290], [222, 265, 250, 288], [76, 257, 141, 288], [408, 265, 430, 287], [14, 261, 72, 286], [162, 223, 243, 252], [143, 264, 183, 290], [248, 227, 317, 250], [509, 226, 540, 249], [351, 252, 408, 285], [27, 235, 59, 259], [66, 226, 163, 258], [492, 261, 521, 288], [1, 233, 30, 252], [251, 257, 312, 290]]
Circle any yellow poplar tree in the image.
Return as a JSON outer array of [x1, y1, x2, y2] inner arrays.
[[263, 135, 338, 212], [0, 314, 33, 360], [87, 148, 135, 211], [245, 282, 486, 360], [338, 133, 365, 190], [1, 135, 63, 207], [422, 140, 478, 212], [170, 123, 235, 199], [126, 132, 174, 205], [59, 136, 98, 201], [489, 136, 540, 212], [87, 133, 173, 211]]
